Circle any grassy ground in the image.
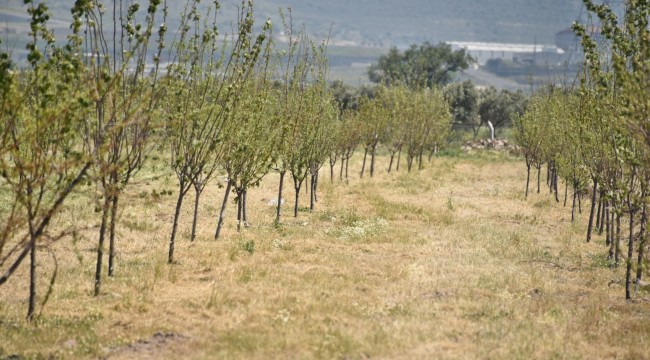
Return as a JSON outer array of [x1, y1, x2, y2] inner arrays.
[[1, 151, 649, 359]]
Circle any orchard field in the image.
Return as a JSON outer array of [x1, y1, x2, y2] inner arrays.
[[2, 1, 650, 359], [1, 152, 649, 359]]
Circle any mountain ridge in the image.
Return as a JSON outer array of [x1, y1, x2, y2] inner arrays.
[[1, 0, 587, 85], [2, 0, 584, 46]]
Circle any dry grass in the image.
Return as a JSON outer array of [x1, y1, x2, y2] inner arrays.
[[1, 152, 649, 359]]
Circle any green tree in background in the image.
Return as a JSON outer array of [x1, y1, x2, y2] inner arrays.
[[444, 80, 480, 135], [368, 42, 474, 89], [478, 87, 528, 132]]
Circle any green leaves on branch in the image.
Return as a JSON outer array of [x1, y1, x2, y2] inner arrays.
[[368, 42, 474, 89], [357, 85, 451, 173], [0, 1, 94, 319], [516, 0, 650, 299]]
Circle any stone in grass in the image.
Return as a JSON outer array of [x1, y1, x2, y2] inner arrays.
[[267, 198, 285, 206]]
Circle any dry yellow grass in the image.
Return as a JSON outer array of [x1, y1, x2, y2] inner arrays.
[[1, 152, 649, 359]]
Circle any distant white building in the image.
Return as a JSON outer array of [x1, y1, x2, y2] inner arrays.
[[554, 27, 606, 64], [447, 41, 565, 66]]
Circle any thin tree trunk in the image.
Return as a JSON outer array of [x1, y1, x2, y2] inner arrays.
[[625, 170, 637, 282], [27, 239, 36, 321], [626, 209, 636, 300], [571, 181, 577, 222], [345, 158, 350, 183], [169, 182, 190, 263], [108, 194, 119, 277], [275, 171, 285, 225], [107, 170, 119, 277], [310, 174, 316, 212], [215, 180, 232, 240], [614, 213, 621, 267], [537, 166, 541, 194], [525, 163, 531, 198], [610, 203, 616, 249], [396, 148, 402, 171], [388, 153, 395, 173], [0, 165, 90, 290], [294, 178, 302, 217], [554, 170, 559, 202], [599, 194, 607, 236], [636, 201, 647, 291], [243, 189, 248, 228], [552, 167, 557, 191], [236, 190, 242, 232], [418, 148, 424, 171], [339, 157, 345, 181], [605, 202, 611, 246], [547, 163, 551, 189], [608, 209, 616, 260], [564, 179, 569, 207], [330, 162, 335, 183], [312, 171, 318, 202], [190, 184, 202, 242], [370, 144, 377, 177], [95, 195, 111, 295], [360, 147, 368, 178], [587, 178, 598, 242], [595, 192, 602, 233]]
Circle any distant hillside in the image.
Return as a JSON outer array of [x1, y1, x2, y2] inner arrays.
[[1, 0, 586, 84], [255, 0, 585, 46], [2, 0, 585, 45]]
